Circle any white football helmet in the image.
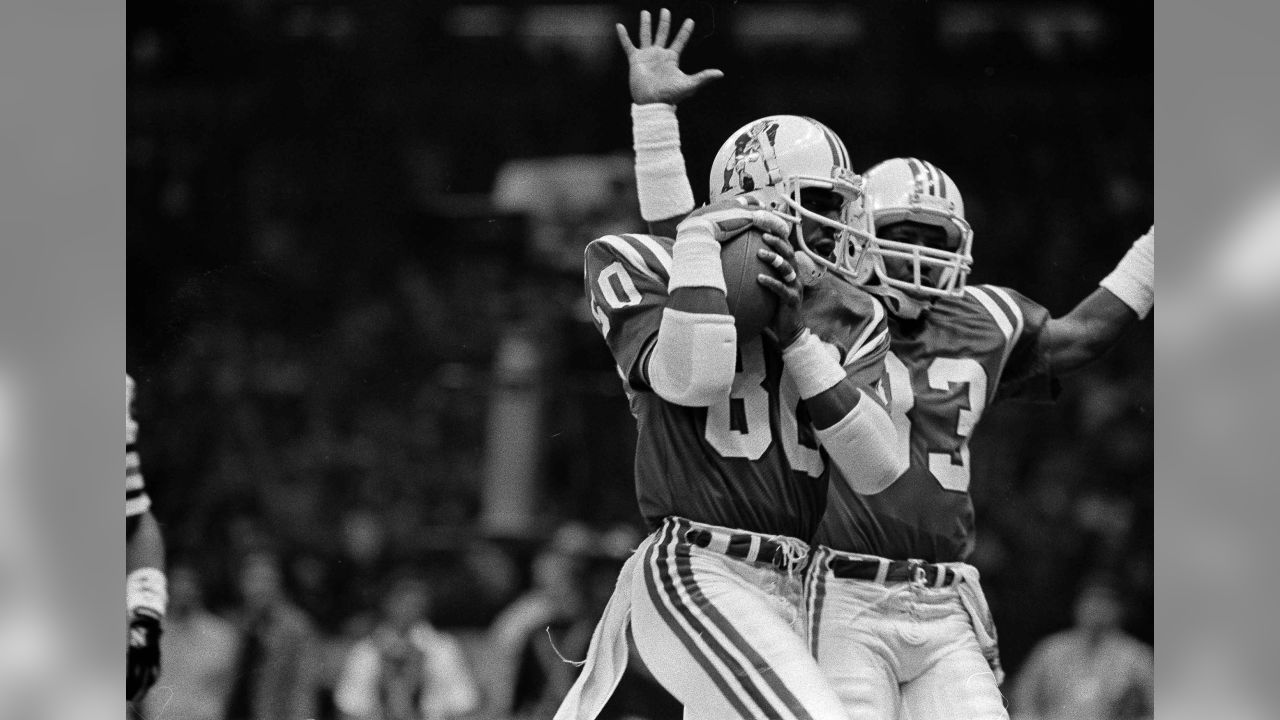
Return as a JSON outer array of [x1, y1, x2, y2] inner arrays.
[[708, 115, 873, 278], [856, 157, 974, 300]]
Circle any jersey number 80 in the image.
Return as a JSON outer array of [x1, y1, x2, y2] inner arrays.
[[704, 337, 824, 479]]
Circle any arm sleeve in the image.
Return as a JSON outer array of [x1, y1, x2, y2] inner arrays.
[[833, 313, 903, 493], [816, 393, 904, 494]]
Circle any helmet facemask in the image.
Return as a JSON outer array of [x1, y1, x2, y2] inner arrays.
[[853, 198, 974, 300], [743, 172, 875, 282]]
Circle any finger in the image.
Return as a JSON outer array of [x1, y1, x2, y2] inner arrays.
[[639, 10, 652, 47], [615, 24, 635, 55], [757, 275, 802, 304], [760, 232, 796, 262], [654, 8, 672, 47], [751, 210, 793, 239], [689, 68, 725, 88], [758, 248, 799, 284], [669, 18, 695, 53]]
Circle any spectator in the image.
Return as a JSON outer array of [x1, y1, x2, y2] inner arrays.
[[334, 571, 480, 720], [1011, 575, 1153, 720], [224, 549, 320, 720], [139, 565, 239, 720], [487, 523, 592, 718]]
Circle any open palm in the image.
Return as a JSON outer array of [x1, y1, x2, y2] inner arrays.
[[617, 9, 724, 105]]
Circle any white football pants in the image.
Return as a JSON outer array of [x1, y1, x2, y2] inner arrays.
[[630, 517, 849, 720], [804, 547, 1008, 720]]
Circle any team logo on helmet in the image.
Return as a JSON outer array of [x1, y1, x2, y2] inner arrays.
[[720, 120, 780, 194]]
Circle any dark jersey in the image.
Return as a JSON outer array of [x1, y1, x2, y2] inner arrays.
[[814, 285, 1052, 561], [584, 233, 889, 539]]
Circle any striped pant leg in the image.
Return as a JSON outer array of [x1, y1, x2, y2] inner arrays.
[[629, 520, 847, 720], [804, 557, 903, 720]]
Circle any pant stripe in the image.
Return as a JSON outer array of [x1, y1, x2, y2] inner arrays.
[[671, 519, 817, 720], [804, 549, 823, 658], [809, 552, 829, 661], [643, 521, 768, 719]]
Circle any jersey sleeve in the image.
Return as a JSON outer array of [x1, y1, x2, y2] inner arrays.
[[972, 286, 1057, 402], [583, 235, 673, 392], [126, 374, 151, 518], [807, 277, 890, 389], [839, 296, 891, 390]]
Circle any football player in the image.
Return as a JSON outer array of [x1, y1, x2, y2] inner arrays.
[[554, 14, 905, 720], [802, 162, 1150, 720], [126, 374, 167, 703], [611, 10, 1153, 719]]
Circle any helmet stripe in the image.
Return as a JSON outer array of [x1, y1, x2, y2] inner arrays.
[[822, 121, 849, 168], [924, 160, 946, 199], [905, 157, 927, 195], [806, 117, 845, 169]]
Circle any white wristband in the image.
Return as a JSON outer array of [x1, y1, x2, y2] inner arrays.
[[782, 329, 847, 399], [633, 103, 695, 222], [1100, 226, 1154, 319], [126, 567, 168, 619], [668, 237, 726, 293]]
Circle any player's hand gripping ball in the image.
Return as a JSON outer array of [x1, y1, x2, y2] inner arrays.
[[678, 196, 796, 340], [126, 610, 162, 702]]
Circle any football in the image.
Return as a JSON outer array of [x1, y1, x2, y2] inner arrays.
[[721, 228, 780, 341]]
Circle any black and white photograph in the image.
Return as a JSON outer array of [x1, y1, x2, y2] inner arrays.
[[124, 2, 1154, 719]]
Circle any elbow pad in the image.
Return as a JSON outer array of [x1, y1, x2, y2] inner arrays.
[[817, 392, 908, 495], [647, 308, 736, 407]]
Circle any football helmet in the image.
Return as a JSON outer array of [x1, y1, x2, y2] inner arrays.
[[708, 115, 873, 277], [856, 157, 973, 301]]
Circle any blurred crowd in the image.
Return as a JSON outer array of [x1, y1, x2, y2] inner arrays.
[[128, 2, 1151, 719]]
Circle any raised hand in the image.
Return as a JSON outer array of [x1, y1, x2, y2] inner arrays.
[[616, 8, 724, 105]]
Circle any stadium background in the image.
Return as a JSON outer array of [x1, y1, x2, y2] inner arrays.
[[126, 1, 1152, 717]]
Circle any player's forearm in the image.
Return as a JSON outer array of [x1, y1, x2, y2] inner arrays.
[[1045, 226, 1152, 374], [783, 329, 867, 425], [126, 509, 165, 574], [646, 217, 685, 239], [1045, 288, 1138, 374], [803, 378, 863, 429], [665, 287, 729, 315], [819, 397, 904, 495], [783, 331, 905, 493], [126, 510, 168, 621], [633, 103, 695, 224]]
